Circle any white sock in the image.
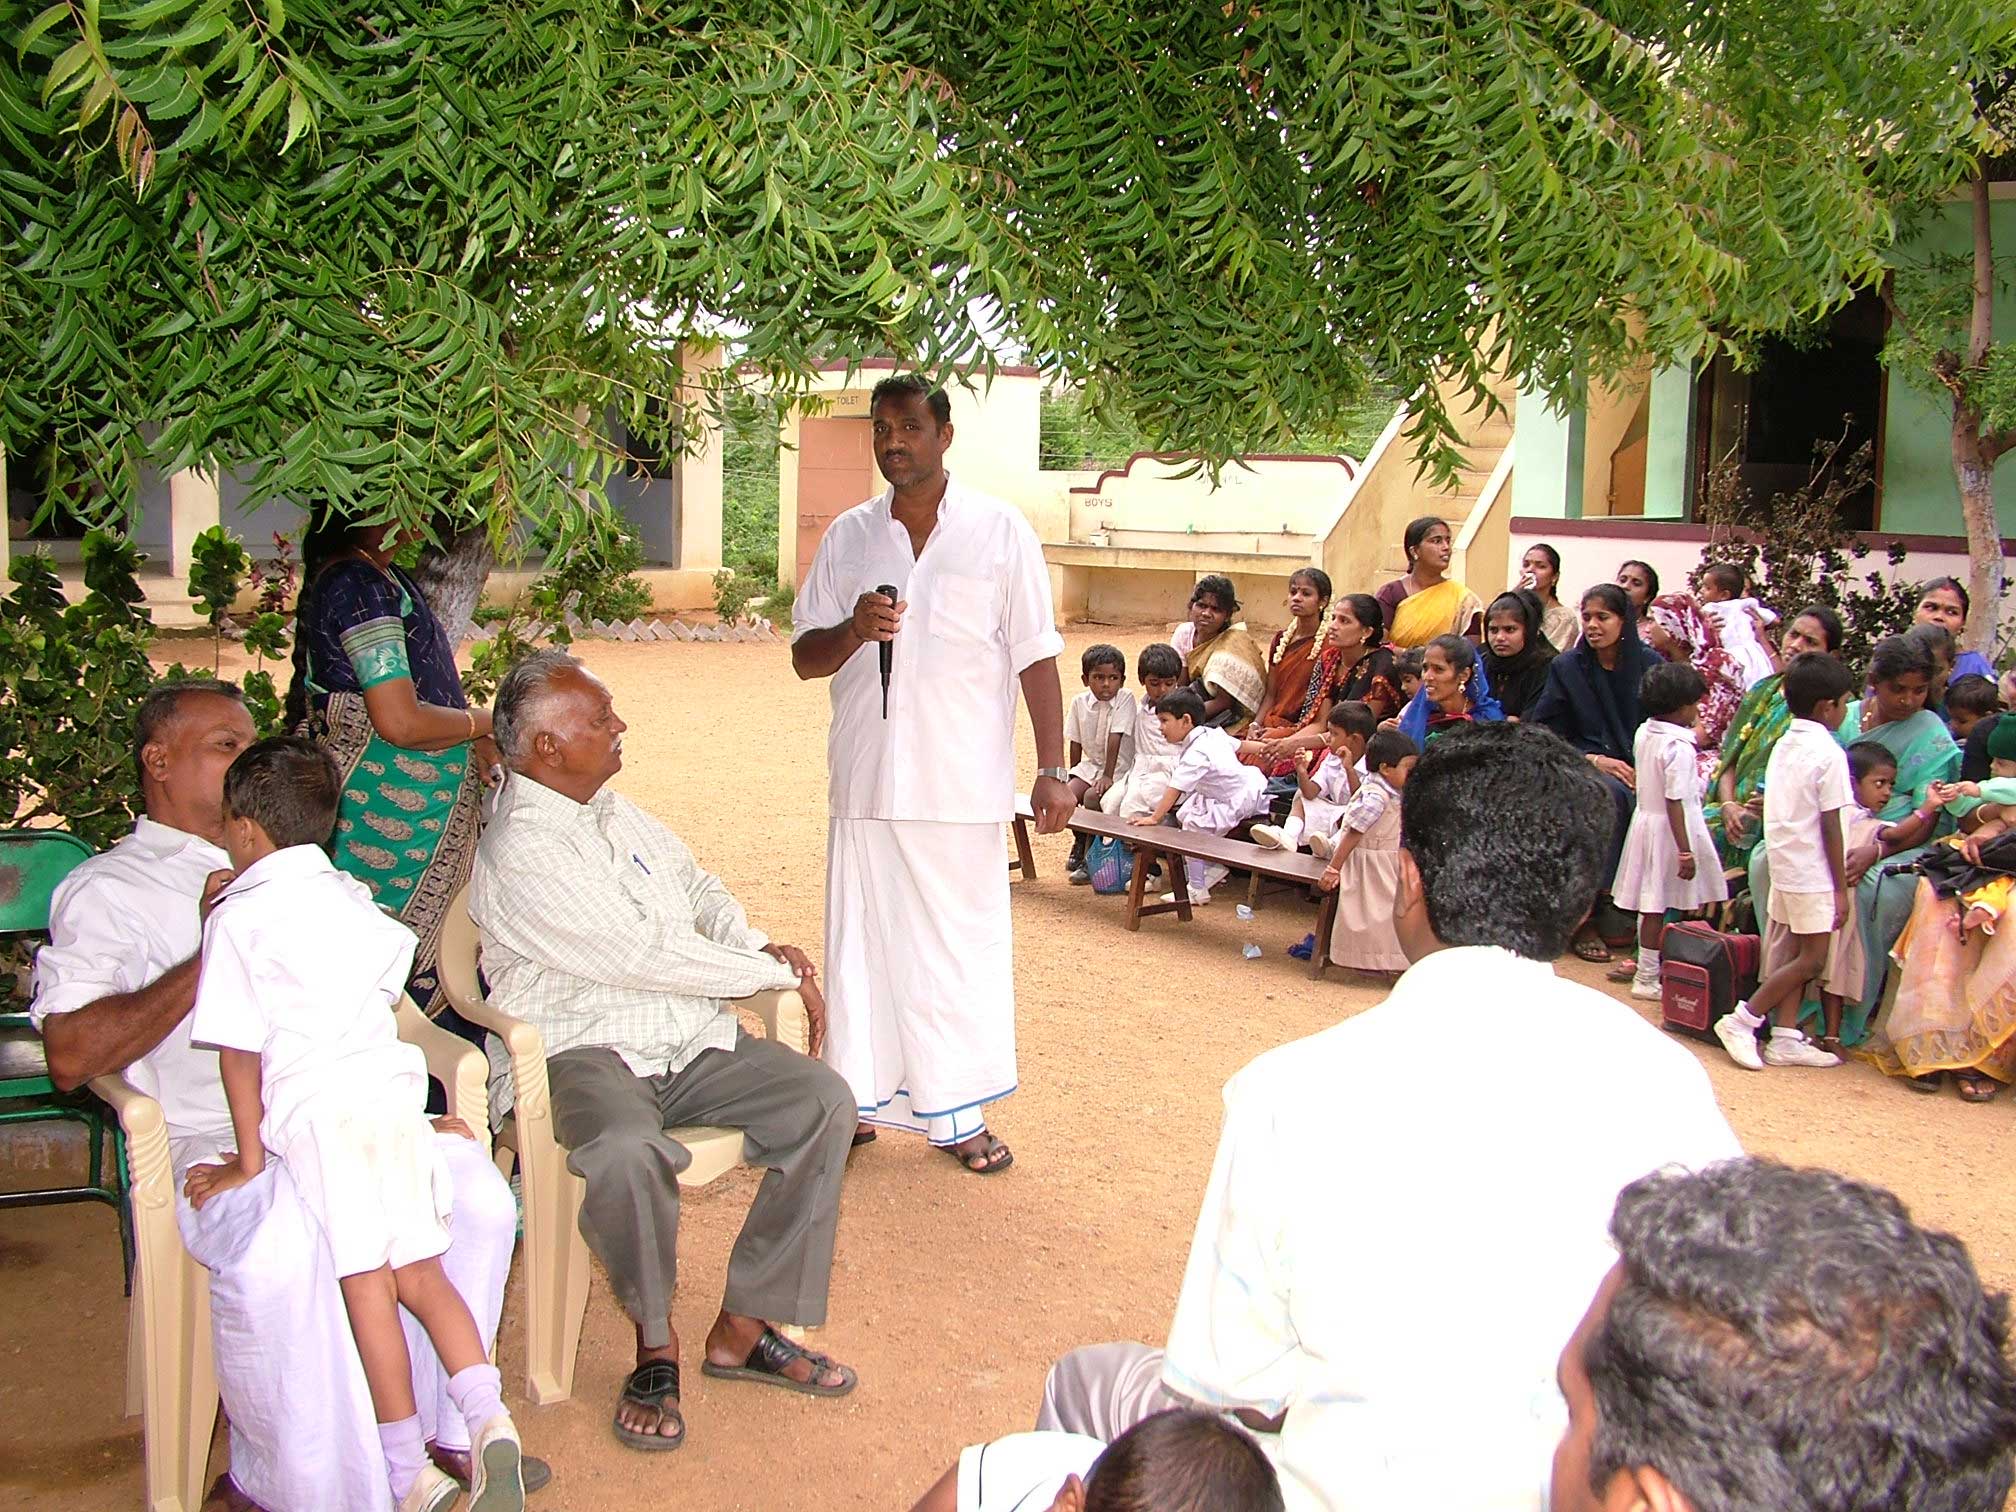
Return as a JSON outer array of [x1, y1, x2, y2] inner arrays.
[[1635, 948, 1661, 980], [1730, 1000, 1764, 1029], [1280, 816, 1306, 848], [447, 1362, 506, 1443], [1769, 1025, 1805, 1042], [379, 1414, 427, 1502]]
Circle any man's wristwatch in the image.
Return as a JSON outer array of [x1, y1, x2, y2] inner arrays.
[[1037, 766, 1070, 782]]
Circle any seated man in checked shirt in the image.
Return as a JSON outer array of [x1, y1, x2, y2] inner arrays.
[[470, 649, 858, 1453]]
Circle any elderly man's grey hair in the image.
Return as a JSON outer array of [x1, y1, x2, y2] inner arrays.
[[491, 648, 586, 766]]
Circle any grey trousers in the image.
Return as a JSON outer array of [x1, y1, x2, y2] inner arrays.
[[547, 1032, 855, 1349], [1037, 1342, 1185, 1438]]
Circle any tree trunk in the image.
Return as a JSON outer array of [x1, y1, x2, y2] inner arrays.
[[410, 527, 495, 650], [1955, 423, 2004, 658]]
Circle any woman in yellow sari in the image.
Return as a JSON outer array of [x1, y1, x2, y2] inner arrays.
[[1173, 574, 1268, 730], [1375, 516, 1484, 648]]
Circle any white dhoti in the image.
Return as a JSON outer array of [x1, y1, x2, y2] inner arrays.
[[176, 1129, 515, 1510], [823, 817, 1016, 1145]]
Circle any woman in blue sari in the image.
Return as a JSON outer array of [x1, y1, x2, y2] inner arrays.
[[1396, 632, 1503, 746], [1748, 634, 1959, 1044], [287, 514, 496, 1015], [1529, 583, 1665, 961]]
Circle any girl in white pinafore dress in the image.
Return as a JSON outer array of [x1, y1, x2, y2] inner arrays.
[[1613, 661, 1729, 999], [1322, 728, 1419, 975]]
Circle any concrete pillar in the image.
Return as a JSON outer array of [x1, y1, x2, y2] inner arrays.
[[1509, 377, 1586, 519], [167, 468, 221, 579], [1641, 362, 1696, 520], [776, 408, 803, 587], [0, 442, 10, 582], [676, 345, 724, 573]]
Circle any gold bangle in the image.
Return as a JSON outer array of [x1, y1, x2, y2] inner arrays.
[[465, 709, 476, 741]]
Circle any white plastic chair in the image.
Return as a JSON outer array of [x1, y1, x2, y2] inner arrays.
[[436, 883, 806, 1405], [97, 997, 488, 1512]]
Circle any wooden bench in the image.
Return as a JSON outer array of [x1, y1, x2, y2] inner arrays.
[[1066, 808, 1339, 978], [1010, 794, 1037, 880]]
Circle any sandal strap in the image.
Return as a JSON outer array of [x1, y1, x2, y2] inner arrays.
[[623, 1360, 682, 1401], [749, 1326, 836, 1378]]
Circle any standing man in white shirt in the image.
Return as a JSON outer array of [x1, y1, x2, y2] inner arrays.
[[1037, 723, 1743, 1511], [32, 681, 534, 1512], [791, 374, 1071, 1174]]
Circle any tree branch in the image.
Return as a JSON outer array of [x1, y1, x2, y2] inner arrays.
[[1969, 167, 1994, 370]]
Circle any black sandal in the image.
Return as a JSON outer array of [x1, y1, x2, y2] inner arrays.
[[613, 1360, 686, 1451], [943, 1131, 1014, 1175], [700, 1326, 857, 1397]]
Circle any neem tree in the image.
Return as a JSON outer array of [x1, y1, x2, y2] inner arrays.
[[1, 0, 2005, 622]]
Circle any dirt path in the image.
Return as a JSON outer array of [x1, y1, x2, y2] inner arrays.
[[5, 630, 2014, 1510]]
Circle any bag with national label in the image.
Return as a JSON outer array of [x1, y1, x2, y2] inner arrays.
[[1658, 921, 1762, 1041]]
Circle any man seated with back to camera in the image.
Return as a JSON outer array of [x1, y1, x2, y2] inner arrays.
[[1038, 721, 1742, 1511], [1552, 1158, 2016, 1512]]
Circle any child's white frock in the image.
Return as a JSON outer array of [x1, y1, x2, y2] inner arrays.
[[1612, 720, 1731, 913], [189, 844, 450, 1278]]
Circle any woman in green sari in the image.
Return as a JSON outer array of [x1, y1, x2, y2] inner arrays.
[[1708, 605, 1842, 869], [287, 514, 497, 1020], [1750, 633, 1958, 1045]]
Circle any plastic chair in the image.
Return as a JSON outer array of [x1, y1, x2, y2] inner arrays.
[[436, 883, 806, 1405], [99, 995, 487, 1512], [0, 829, 134, 1287]]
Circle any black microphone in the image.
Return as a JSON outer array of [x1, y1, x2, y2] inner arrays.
[[876, 584, 898, 718]]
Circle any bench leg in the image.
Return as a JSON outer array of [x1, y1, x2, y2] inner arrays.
[[1124, 843, 1153, 930], [1012, 816, 1037, 880], [1312, 889, 1339, 980], [1170, 856, 1193, 922]]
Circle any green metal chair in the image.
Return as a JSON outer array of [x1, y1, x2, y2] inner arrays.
[[0, 828, 132, 1289]]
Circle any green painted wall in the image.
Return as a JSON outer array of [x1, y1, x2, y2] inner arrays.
[[1510, 379, 1585, 519], [1880, 194, 2016, 534]]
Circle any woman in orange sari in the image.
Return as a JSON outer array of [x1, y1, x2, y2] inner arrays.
[[1238, 568, 1336, 778]]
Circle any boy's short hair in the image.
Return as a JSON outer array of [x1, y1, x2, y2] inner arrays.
[[1083, 1408, 1284, 1512], [131, 678, 243, 784], [1588, 1161, 2016, 1512], [1401, 723, 1612, 961], [1138, 643, 1183, 682], [1082, 643, 1126, 678], [1947, 673, 2001, 718], [1364, 728, 1418, 774], [1700, 562, 1744, 597], [1784, 652, 1856, 717], [1392, 647, 1425, 681], [1155, 687, 1206, 727], [1638, 660, 1707, 720], [1327, 700, 1377, 740], [222, 736, 341, 850], [1846, 740, 1899, 786]]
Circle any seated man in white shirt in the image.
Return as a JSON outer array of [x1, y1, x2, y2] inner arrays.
[[1553, 1159, 2016, 1512], [470, 649, 857, 1452], [1037, 722, 1743, 1511], [32, 680, 534, 1512]]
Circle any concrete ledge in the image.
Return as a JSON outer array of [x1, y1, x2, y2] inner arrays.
[[1042, 543, 1312, 576]]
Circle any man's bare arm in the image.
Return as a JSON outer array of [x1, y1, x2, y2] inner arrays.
[[41, 957, 200, 1092], [791, 593, 901, 681]]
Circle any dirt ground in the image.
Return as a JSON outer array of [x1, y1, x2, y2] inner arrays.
[[7, 628, 2016, 1511]]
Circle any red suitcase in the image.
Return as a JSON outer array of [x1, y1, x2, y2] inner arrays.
[[1659, 921, 1762, 1041]]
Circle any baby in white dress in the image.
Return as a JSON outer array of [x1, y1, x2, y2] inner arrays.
[[1698, 564, 1779, 690], [185, 737, 524, 1512]]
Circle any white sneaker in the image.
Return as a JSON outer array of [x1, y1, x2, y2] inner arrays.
[[468, 1414, 524, 1512], [1161, 889, 1211, 906], [1250, 824, 1288, 850], [1763, 1031, 1842, 1068], [398, 1466, 462, 1512], [1199, 863, 1231, 892], [1307, 832, 1335, 860], [1629, 972, 1662, 1000], [1714, 1008, 1765, 1070]]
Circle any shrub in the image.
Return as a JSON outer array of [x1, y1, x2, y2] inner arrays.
[[532, 512, 654, 623], [1695, 431, 1923, 675], [766, 576, 796, 622], [713, 567, 760, 623]]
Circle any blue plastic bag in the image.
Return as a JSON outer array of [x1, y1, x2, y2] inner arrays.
[[1087, 835, 1135, 895]]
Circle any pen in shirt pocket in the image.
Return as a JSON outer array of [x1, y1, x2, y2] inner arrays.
[[632, 853, 651, 875]]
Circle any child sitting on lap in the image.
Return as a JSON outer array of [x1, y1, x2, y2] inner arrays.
[[1065, 643, 1137, 884], [1612, 661, 1728, 1000], [1110, 644, 1184, 822], [184, 737, 525, 1512], [1697, 563, 1778, 689], [1943, 672, 2001, 744], [1250, 701, 1376, 857], [1716, 653, 1855, 1072], [1130, 686, 1268, 906], [1317, 728, 1419, 975]]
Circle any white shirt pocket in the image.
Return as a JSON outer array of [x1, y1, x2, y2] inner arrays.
[[928, 571, 1001, 648]]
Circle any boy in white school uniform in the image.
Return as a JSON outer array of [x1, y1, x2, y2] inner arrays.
[[1043, 723, 1741, 1512], [1715, 653, 1855, 1071], [1130, 686, 1269, 905], [1065, 643, 1137, 883], [1108, 644, 1185, 821]]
